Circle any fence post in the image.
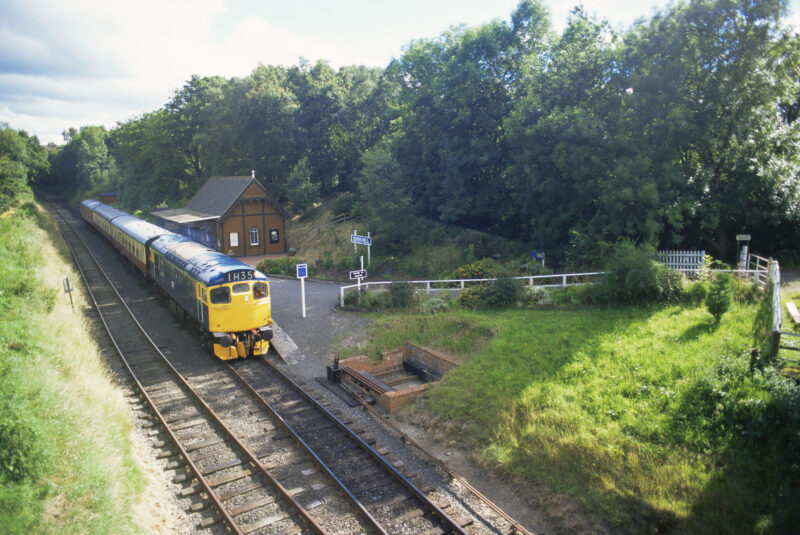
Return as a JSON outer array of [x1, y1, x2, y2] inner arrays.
[[340, 286, 345, 308], [562, 274, 567, 287], [769, 259, 782, 358]]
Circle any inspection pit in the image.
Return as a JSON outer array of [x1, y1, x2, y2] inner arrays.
[[327, 343, 459, 413]]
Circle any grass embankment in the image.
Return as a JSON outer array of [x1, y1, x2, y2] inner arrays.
[[352, 300, 800, 533], [0, 203, 146, 534]]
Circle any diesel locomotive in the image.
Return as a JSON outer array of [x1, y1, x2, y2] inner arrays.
[[79, 199, 273, 360]]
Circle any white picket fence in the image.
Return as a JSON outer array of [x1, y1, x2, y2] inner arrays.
[[656, 250, 705, 275]]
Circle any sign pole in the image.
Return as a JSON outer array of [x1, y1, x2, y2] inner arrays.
[[301, 277, 306, 318], [296, 263, 308, 318], [367, 232, 371, 266], [63, 277, 74, 312]]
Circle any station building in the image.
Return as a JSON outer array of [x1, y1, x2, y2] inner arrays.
[[152, 175, 288, 257]]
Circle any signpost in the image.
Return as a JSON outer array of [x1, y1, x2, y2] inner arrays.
[[62, 277, 74, 312], [349, 256, 367, 293], [351, 230, 372, 265], [349, 269, 367, 280], [736, 234, 751, 270], [296, 263, 308, 318]]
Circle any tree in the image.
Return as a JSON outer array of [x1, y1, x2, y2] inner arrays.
[[389, 0, 551, 232]]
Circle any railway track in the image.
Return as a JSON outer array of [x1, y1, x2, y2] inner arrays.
[[54, 206, 479, 535]]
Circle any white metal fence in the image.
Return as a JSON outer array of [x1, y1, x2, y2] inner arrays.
[[339, 272, 604, 307], [656, 250, 705, 275]]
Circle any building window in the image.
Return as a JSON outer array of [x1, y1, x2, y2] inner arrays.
[[249, 227, 259, 246], [229, 232, 239, 247], [269, 229, 279, 243]]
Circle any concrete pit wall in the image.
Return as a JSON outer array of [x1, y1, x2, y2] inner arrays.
[[339, 343, 459, 414]]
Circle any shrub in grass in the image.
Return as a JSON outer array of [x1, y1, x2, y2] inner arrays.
[[343, 288, 360, 306], [596, 240, 683, 304], [733, 278, 762, 304], [362, 289, 391, 309], [685, 280, 708, 305], [389, 281, 416, 308], [528, 286, 553, 307], [458, 286, 483, 310], [420, 297, 448, 314], [655, 265, 684, 303], [706, 272, 734, 322], [451, 258, 500, 280], [479, 275, 525, 308]]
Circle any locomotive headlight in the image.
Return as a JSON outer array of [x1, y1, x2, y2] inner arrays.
[[220, 334, 234, 347]]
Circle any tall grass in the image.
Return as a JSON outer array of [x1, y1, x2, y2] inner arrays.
[[0, 203, 146, 534], [370, 300, 799, 533]]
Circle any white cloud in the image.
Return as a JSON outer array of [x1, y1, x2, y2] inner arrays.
[[0, 0, 351, 144]]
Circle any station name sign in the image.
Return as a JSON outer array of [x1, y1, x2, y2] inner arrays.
[[226, 270, 255, 282], [351, 234, 371, 246]]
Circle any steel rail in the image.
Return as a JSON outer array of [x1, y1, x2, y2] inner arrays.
[[54, 206, 328, 535], [227, 364, 391, 535], [258, 357, 470, 535], [354, 394, 531, 535]]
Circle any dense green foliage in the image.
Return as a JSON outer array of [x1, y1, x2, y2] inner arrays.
[[360, 302, 799, 533], [0, 124, 48, 212], [31, 0, 800, 266]]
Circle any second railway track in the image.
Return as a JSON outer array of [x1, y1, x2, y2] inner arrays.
[[54, 205, 488, 535]]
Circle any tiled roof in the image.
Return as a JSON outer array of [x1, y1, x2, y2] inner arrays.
[[185, 176, 254, 216]]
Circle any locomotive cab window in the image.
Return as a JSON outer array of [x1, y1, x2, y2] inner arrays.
[[232, 283, 250, 294], [253, 282, 268, 299], [209, 286, 230, 304]]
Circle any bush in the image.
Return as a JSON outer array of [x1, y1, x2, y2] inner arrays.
[[452, 258, 501, 280], [458, 286, 483, 310], [706, 272, 734, 322], [685, 281, 708, 305], [480, 275, 525, 308], [420, 297, 448, 314], [597, 240, 684, 304], [528, 286, 553, 307], [257, 257, 318, 277], [733, 278, 761, 304], [389, 281, 416, 308]]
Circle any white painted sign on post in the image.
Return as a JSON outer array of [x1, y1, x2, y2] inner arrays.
[[351, 230, 372, 265]]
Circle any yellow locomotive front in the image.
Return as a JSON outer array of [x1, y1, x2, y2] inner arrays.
[[206, 276, 273, 360]]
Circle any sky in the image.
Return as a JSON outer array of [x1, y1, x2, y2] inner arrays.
[[1, 0, 799, 145]]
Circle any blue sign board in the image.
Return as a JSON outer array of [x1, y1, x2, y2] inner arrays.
[[351, 234, 372, 246], [296, 263, 308, 278]]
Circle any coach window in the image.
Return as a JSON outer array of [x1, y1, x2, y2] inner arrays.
[[253, 282, 268, 299], [232, 283, 250, 294], [269, 229, 279, 243], [249, 227, 259, 246], [209, 286, 230, 304]]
